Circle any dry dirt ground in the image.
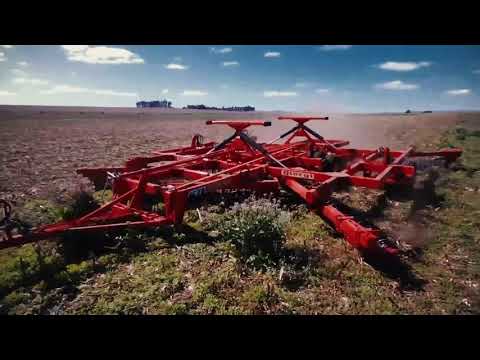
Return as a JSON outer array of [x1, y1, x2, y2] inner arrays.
[[0, 105, 465, 204]]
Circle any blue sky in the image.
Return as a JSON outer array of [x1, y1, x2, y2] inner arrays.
[[0, 45, 479, 112]]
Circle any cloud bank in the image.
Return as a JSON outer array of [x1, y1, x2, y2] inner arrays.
[[446, 89, 471, 96], [379, 61, 431, 71], [181, 90, 208, 96], [210, 47, 232, 54], [264, 91, 298, 97], [264, 52, 281, 58], [319, 45, 352, 51], [61, 45, 144, 64], [40, 84, 137, 97], [222, 61, 239, 67], [165, 63, 188, 70], [375, 80, 419, 91]]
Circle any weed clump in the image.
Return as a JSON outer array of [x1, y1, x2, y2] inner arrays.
[[54, 191, 103, 262], [455, 127, 468, 141], [205, 196, 291, 266], [240, 283, 280, 313], [57, 190, 99, 221]]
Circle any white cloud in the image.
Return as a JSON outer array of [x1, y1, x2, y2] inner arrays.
[[62, 45, 89, 52], [222, 61, 239, 67], [41, 85, 89, 94], [181, 90, 208, 96], [473, 69, 480, 74], [0, 90, 17, 96], [315, 88, 330, 94], [210, 47, 232, 54], [375, 80, 419, 91], [161, 89, 169, 95], [61, 45, 144, 64], [264, 51, 281, 58], [378, 61, 431, 71], [319, 45, 352, 51], [165, 63, 188, 70], [17, 61, 29, 67], [94, 89, 138, 97], [0, 46, 13, 61], [263, 91, 298, 97], [13, 77, 49, 86], [220, 84, 229, 89], [11, 69, 27, 76], [40, 84, 137, 97], [446, 89, 471, 96]]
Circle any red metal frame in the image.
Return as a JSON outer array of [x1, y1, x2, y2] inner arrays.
[[0, 116, 462, 258]]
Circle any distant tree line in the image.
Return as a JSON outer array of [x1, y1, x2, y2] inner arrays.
[[136, 100, 172, 108], [405, 109, 433, 114], [183, 105, 255, 111]]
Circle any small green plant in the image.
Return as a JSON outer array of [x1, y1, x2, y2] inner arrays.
[[55, 191, 110, 262], [93, 189, 113, 205], [206, 196, 291, 265], [455, 127, 467, 140], [240, 283, 280, 314], [172, 232, 187, 243], [0, 244, 65, 302], [2, 290, 31, 311], [16, 199, 61, 227], [65, 260, 96, 283], [58, 191, 99, 221]]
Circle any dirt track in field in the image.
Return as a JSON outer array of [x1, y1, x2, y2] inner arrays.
[[0, 105, 474, 204]]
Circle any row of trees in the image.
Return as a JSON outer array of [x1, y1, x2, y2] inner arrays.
[[184, 105, 255, 111]]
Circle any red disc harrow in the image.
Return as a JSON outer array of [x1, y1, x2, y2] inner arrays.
[[0, 116, 462, 257]]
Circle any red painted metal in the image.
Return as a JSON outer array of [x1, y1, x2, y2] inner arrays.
[[278, 116, 329, 124], [0, 116, 462, 258], [206, 120, 271, 131]]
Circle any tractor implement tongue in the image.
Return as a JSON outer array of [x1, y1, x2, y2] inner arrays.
[[0, 116, 462, 259]]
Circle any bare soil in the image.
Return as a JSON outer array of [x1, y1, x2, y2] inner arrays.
[[0, 105, 468, 205]]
